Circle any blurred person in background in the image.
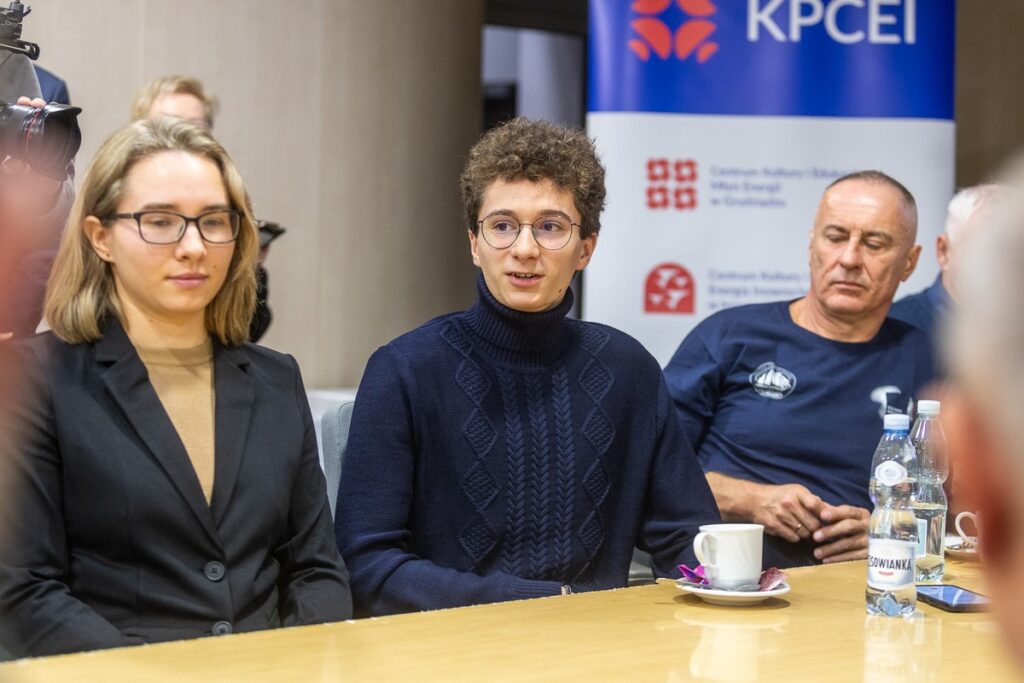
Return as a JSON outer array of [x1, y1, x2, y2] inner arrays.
[[0, 104, 65, 339], [890, 184, 1004, 525], [33, 64, 70, 105], [130, 74, 215, 131], [0, 48, 37, 98], [0, 118, 350, 657], [0, 19, 76, 663], [130, 75, 277, 341], [890, 184, 1003, 378], [0, 51, 75, 339], [0, 45, 72, 663], [944, 170, 1024, 669]]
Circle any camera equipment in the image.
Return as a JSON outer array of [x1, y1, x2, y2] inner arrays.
[[0, 102, 82, 180], [257, 220, 286, 249], [0, 2, 39, 59]]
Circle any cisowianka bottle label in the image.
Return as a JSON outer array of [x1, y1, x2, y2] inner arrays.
[[867, 539, 916, 590]]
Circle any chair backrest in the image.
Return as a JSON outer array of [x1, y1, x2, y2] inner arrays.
[[320, 400, 355, 520]]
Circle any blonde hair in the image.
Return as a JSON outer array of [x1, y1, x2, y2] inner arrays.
[[44, 118, 257, 346], [130, 75, 218, 128]]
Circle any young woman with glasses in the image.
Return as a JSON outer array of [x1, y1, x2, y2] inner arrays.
[[0, 118, 351, 657]]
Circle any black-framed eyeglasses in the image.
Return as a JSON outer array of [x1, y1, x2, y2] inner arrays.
[[107, 209, 241, 244], [477, 214, 580, 250]]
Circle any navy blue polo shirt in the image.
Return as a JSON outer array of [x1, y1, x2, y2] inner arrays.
[[664, 301, 935, 511]]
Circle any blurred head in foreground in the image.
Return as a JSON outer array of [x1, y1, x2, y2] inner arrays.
[[945, 163, 1024, 667]]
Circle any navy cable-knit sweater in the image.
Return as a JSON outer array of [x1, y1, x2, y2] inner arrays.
[[335, 276, 720, 615]]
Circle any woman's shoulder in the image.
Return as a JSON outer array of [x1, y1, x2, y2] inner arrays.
[[229, 342, 302, 379], [234, 340, 292, 364], [215, 343, 315, 404], [0, 333, 79, 410]]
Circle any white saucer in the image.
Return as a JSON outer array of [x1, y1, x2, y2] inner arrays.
[[676, 581, 791, 606], [945, 533, 979, 562], [946, 542, 979, 561]]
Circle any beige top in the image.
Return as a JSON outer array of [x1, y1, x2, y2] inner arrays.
[[137, 340, 215, 504]]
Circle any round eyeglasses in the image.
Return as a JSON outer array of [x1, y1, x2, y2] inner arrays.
[[107, 209, 241, 244], [477, 214, 580, 250]]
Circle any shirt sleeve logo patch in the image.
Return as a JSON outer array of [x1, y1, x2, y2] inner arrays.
[[749, 362, 797, 399]]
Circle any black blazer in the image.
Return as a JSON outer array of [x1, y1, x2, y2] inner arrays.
[[0, 319, 351, 657]]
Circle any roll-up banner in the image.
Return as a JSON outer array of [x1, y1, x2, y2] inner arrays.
[[584, 0, 955, 365]]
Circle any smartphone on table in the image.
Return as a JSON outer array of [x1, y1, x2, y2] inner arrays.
[[916, 584, 990, 612]]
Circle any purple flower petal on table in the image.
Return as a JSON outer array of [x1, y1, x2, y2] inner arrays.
[[678, 564, 708, 586], [759, 567, 787, 591]]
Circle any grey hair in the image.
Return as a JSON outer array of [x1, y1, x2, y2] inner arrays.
[[944, 184, 1004, 242]]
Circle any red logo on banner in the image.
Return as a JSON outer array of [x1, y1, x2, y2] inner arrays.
[[647, 158, 697, 210], [629, 0, 719, 64], [645, 262, 695, 314]]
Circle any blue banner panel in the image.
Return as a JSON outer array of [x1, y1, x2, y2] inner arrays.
[[589, 0, 954, 119]]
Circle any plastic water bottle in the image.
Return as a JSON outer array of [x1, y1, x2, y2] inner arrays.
[[910, 400, 947, 582], [866, 414, 918, 617]]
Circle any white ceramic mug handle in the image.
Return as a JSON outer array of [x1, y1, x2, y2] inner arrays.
[[693, 532, 708, 564], [693, 532, 717, 576], [955, 511, 978, 541]]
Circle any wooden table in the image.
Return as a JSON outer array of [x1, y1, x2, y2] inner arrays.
[[0, 559, 1016, 682]]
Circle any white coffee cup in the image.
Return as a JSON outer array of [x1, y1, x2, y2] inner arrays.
[[692, 523, 764, 590], [955, 511, 979, 547]]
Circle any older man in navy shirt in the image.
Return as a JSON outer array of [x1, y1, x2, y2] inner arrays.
[[665, 171, 935, 568]]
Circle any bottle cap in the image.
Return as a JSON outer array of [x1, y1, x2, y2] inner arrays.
[[917, 400, 941, 416], [884, 414, 910, 431]]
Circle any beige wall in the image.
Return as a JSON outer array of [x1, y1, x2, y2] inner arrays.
[[956, 1, 1024, 186], [26, 0, 481, 387]]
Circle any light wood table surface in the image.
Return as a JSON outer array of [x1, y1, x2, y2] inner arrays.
[[0, 558, 1016, 682]]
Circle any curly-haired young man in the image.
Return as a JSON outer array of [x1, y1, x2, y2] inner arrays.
[[335, 118, 720, 615]]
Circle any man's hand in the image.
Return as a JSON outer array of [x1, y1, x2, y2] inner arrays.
[[751, 483, 826, 542], [706, 473, 825, 542], [705, 472, 870, 559], [813, 504, 870, 563]]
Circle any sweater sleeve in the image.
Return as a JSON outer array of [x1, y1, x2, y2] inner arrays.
[[663, 327, 724, 455], [0, 343, 133, 657], [274, 355, 353, 626], [334, 345, 560, 616], [637, 375, 722, 579]]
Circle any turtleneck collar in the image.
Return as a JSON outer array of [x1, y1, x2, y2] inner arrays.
[[459, 273, 575, 367]]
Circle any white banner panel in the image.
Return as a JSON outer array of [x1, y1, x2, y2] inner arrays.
[[585, 0, 956, 366]]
